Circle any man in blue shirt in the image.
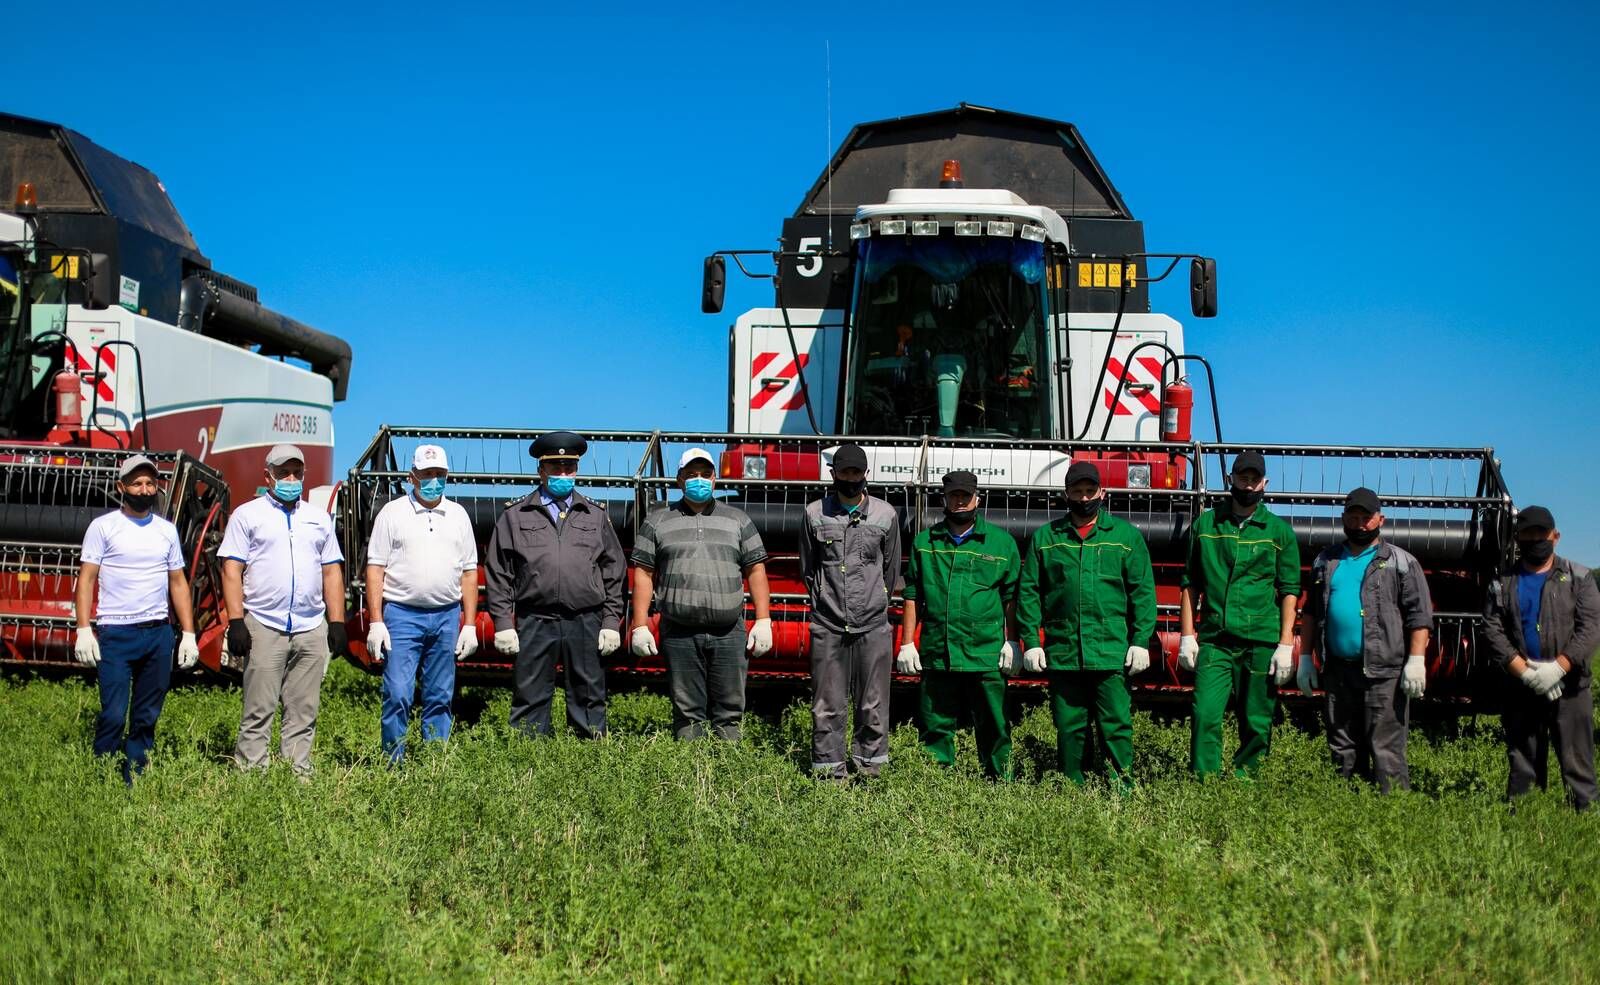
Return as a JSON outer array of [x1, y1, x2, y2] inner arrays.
[[1299, 488, 1433, 792], [1482, 506, 1600, 810], [220, 444, 347, 775]]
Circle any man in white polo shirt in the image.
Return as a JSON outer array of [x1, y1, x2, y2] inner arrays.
[[219, 443, 346, 775], [73, 454, 201, 783], [365, 444, 480, 761]]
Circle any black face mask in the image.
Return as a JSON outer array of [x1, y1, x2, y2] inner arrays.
[[832, 477, 867, 498], [1067, 498, 1099, 520], [1520, 539, 1555, 564], [1344, 524, 1379, 547], [1230, 485, 1264, 508], [123, 491, 158, 513], [944, 507, 977, 526]]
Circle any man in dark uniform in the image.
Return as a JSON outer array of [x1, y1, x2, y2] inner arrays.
[[485, 431, 626, 738]]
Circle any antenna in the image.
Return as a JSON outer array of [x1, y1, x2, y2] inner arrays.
[[825, 39, 833, 251]]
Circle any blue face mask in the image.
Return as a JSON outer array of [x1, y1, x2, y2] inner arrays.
[[546, 475, 575, 498], [683, 477, 714, 503], [272, 478, 303, 502], [418, 477, 446, 501]]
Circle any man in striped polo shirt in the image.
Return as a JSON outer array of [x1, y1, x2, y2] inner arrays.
[[629, 447, 772, 740]]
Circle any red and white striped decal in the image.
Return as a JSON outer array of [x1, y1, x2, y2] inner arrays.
[[1102, 355, 1164, 417], [70, 347, 115, 402], [750, 352, 811, 411]]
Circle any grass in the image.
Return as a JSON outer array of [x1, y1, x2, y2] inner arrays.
[[2, 662, 1596, 984]]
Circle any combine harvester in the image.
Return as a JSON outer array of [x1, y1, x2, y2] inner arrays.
[[0, 112, 351, 672], [342, 105, 1514, 704]]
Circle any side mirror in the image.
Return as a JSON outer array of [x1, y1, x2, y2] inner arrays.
[[701, 255, 726, 314], [86, 253, 114, 310], [1190, 257, 1217, 318]]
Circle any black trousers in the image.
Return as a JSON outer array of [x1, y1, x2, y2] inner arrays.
[[1322, 659, 1410, 793], [1504, 683, 1595, 810], [510, 609, 607, 739]]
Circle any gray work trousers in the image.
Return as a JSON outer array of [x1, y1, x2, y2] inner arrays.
[[234, 613, 331, 774], [1504, 682, 1596, 810], [1323, 658, 1410, 792], [510, 609, 607, 739], [660, 620, 747, 741], [809, 622, 892, 778]]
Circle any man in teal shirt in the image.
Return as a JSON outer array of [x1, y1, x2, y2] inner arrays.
[[1298, 487, 1433, 792]]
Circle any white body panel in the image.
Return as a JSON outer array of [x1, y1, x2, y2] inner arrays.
[[729, 308, 845, 433], [1061, 311, 1184, 444]]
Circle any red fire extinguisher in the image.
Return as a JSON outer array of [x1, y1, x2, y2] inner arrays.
[[1161, 378, 1193, 443], [47, 369, 82, 443]]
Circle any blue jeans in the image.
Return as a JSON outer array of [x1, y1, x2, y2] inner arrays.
[[95, 621, 175, 782], [381, 601, 459, 760]]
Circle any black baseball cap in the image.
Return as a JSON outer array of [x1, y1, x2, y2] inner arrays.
[[830, 443, 868, 472], [1516, 505, 1556, 532], [1344, 487, 1382, 513], [1065, 461, 1101, 488], [942, 470, 979, 495], [1231, 451, 1266, 476]]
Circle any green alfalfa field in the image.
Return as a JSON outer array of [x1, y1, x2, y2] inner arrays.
[[2, 660, 1596, 985]]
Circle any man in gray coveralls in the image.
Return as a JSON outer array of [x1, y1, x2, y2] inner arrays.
[[486, 431, 626, 738], [798, 443, 902, 781]]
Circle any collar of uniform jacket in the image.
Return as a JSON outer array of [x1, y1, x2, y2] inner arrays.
[[931, 514, 992, 543], [824, 492, 872, 517], [1221, 502, 1270, 527], [517, 491, 591, 514]]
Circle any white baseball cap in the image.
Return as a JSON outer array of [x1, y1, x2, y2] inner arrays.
[[265, 443, 304, 467], [412, 444, 449, 471], [678, 447, 716, 471]]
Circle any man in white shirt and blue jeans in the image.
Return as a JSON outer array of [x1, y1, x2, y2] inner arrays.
[[220, 443, 346, 775], [364, 444, 480, 761], [73, 454, 201, 783]]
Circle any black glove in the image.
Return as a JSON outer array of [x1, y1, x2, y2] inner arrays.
[[227, 618, 251, 657], [327, 620, 348, 656]]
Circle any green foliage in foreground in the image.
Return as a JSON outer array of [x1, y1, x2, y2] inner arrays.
[[2, 663, 1596, 985]]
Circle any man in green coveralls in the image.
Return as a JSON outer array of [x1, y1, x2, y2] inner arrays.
[[1018, 461, 1156, 785], [897, 470, 1022, 779], [1178, 451, 1301, 776]]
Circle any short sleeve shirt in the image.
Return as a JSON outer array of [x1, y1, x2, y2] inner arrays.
[[218, 495, 344, 632], [367, 493, 478, 607], [81, 510, 184, 624], [631, 499, 767, 628]]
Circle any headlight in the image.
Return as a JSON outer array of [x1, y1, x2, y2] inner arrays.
[[742, 456, 767, 480], [912, 220, 940, 236], [986, 220, 1015, 237], [1126, 464, 1151, 488], [878, 219, 907, 236], [849, 222, 871, 240]]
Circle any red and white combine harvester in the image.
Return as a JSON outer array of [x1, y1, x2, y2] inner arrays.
[[339, 105, 1515, 704], [0, 112, 351, 671]]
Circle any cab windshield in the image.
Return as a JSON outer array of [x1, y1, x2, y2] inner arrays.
[[844, 235, 1050, 438], [0, 251, 68, 438]]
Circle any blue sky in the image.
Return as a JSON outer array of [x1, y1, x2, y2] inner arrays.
[[12, 2, 1599, 560]]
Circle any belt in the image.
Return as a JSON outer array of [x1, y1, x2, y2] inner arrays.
[[99, 619, 171, 630]]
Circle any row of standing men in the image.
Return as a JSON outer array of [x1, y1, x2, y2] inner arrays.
[[74, 438, 1598, 807]]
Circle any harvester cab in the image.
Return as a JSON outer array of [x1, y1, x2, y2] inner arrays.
[[706, 104, 1219, 492]]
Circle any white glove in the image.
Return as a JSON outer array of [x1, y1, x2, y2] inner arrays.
[[74, 627, 100, 668], [998, 641, 1016, 675], [598, 628, 621, 656], [1400, 653, 1426, 700], [1523, 660, 1565, 699], [1297, 651, 1319, 698], [367, 622, 391, 659], [1270, 644, 1295, 685], [493, 628, 520, 655], [631, 625, 658, 657], [896, 643, 922, 674], [1023, 646, 1047, 673], [177, 631, 199, 670], [455, 625, 479, 659], [1124, 645, 1150, 675], [1178, 634, 1199, 672], [746, 617, 773, 657]]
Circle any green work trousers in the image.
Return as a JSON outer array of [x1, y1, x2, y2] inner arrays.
[[1191, 639, 1276, 777], [919, 669, 1011, 779], [1050, 670, 1133, 784]]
